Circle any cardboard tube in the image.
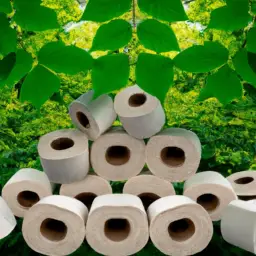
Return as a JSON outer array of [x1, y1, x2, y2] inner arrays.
[[38, 129, 89, 184], [183, 171, 237, 221], [85, 194, 149, 256], [90, 127, 145, 181], [114, 85, 165, 139], [0, 196, 16, 239], [227, 170, 256, 200], [2, 168, 54, 218], [69, 90, 117, 141], [146, 128, 201, 182], [60, 174, 112, 210], [22, 195, 88, 256], [123, 170, 175, 210], [221, 200, 256, 254], [148, 195, 213, 255]]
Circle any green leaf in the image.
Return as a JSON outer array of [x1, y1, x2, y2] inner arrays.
[[247, 28, 256, 54], [20, 65, 60, 109], [252, 2, 256, 14], [3, 49, 33, 88], [13, 0, 59, 31], [198, 65, 243, 105], [0, 52, 16, 83], [38, 41, 93, 75], [137, 0, 188, 23], [0, 13, 17, 56], [92, 54, 129, 97], [81, 0, 131, 22], [137, 19, 180, 53], [174, 41, 229, 73], [0, 0, 12, 13], [136, 53, 174, 102], [248, 51, 256, 74], [91, 19, 132, 52]]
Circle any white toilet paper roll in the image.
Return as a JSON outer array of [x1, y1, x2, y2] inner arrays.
[[22, 195, 88, 256], [226, 170, 256, 200], [221, 200, 256, 254], [148, 195, 213, 256], [123, 170, 175, 210], [146, 128, 201, 182], [183, 171, 237, 221], [2, 168, 54, 217], [85, 194, 149, 256], [90, 127, 146, 181], [0, 196, 16, 239], [60, 174, 112, 210], [38, 129, 89, 184], [69, 90, 117, 141], [114, 85, 165, 139]]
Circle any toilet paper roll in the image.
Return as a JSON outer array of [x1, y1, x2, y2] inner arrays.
[[227, 170, 256, 198], [60, 174, 112, 210], [0, 196, 16, 239], [221, 200, 256, 254], [38, 129, 89, 184], [22, 195, 88, 256], [85, 194, 149, 256], [146, 128, 201, 182], [90, 127, 146, 181], [123, 170, 175, 210], [114, 85, 165, 139], [2, 168, 54, 217], [69, 90, 117, 141], [183, 171, 237, 221], [148, 195, 213, 256]]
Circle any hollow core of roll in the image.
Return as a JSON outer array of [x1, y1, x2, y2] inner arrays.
[[128, 93, 147, 107], [51, 137, 75, 150], [234, 177, 254, 185], [40, 218, 68, 242], [17, 190, 40, 208], [104, 218, 131, 242], [196, 193, 220, 212], [75, 192, 97, 210], [76, 111, 90, 129], [168, 218, 195, 242], [138, 193, 161, 210], [105, 146, 131, 166], [238, 195, 256, 201], [160, 147, 185, 167]]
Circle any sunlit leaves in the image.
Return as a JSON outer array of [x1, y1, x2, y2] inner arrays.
[[198, 65, 243, 105], [174, 41, 228, 73], [0, 0, 12, 13], [38, 41, 93, 75], [247, 28, 256, 54], [20, 65, 60, 108], [0, 53, 16, 84], [137, 19, 180, 53], [81, 0, 131, 22], [136, 53, 174, 102], [92, 54, 129, 98], [91, 19, 132, 52]]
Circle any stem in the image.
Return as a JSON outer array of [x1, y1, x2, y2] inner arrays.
[[132, 0, 136, 29]]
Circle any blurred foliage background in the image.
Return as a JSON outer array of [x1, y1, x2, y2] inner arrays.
[[0, 0, 256, 255]]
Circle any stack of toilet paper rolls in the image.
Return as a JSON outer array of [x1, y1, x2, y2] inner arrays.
[[0, 85, 254, 256]]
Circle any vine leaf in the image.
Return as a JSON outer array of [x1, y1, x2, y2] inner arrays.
[[198, 65, 243, 105], [137, 19, 180, 53], [38, 41, 93, 75], [208, 0, 251, 31], [248, 52, 256, 74], [13, 0, 59, 31], [136, 53, 174, 103], [173, 41, 229, 73], [0, 13, 17, 56], [81, 0, 131, 22], [0, 53, 16, 85], [20, 65, 60, 109], [137, 0, 188, 23], [92, 54, 129, 98], [90, 19, 132, 52], [0, 0, 12, 13], [247, 28, 256, 54]]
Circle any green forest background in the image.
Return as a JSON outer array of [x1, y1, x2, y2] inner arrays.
[[1, 0, 256, 255]]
